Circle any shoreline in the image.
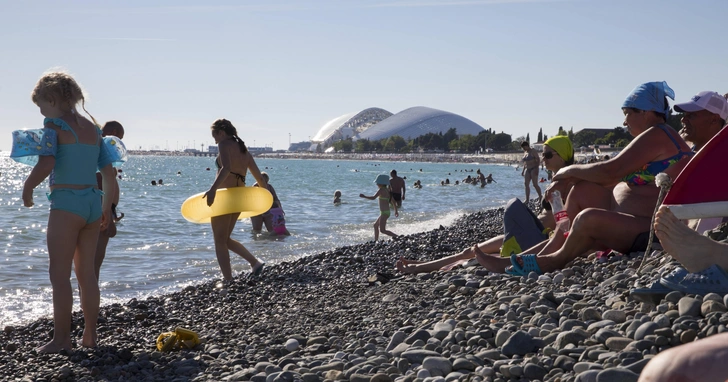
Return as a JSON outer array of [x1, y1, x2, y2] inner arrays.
[[122, 151, 618, 166], [0, 205, 707, 382]]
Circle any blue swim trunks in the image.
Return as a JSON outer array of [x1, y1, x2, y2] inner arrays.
[[48, 187, 103, 224]]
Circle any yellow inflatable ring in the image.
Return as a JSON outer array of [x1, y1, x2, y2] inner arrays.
[[181, 187, 273, 224]]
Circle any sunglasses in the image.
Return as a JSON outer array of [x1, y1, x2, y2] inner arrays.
[[542, 151, 557, 159]]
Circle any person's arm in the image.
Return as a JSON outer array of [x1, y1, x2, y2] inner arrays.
[[553, 126, 675, 185], [22, 155, 55, 207], [99, 164, 117, 230], [203, 142, 231, 205], [268, 184, 281, 209], [360, 189, 382, 200]]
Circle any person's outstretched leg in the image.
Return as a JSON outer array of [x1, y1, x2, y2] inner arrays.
[[476, 209, 647, 273], [373, 216, 381, 241], [379, 215, 397, 238], [638, 332, 728, 382], [655, 206, 728, 272], [563, 181, 613, 228], [222, 213, 263, 272], [74, 219, 101, 348], [530, 168, 542, 201], [397, 234, 507, 274], [532, 208, 648, 273], [94, 232, 110, 281], [211, 214, 236, 280], [531, 181, 612, 257], [38, 211, 85, 353]]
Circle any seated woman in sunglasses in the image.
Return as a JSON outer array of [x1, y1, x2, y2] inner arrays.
[[396, 136, 575, 274], [476, 81, 693, 275]]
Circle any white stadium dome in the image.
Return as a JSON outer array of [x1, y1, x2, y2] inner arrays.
[[355, 106, 485, 141], [312, 107, 393, 146]]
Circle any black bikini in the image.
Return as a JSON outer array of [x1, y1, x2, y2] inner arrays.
[[215, 158, 246, 185]]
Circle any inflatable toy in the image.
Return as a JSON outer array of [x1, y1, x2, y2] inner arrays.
[[181, 187, 273, 224], [10, 128, 127, 168]]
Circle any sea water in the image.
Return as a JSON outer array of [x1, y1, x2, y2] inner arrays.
[[0, 154, 542, 327]]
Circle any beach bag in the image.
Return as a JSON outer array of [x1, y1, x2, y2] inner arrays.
[[269, 207, 287, 235], [500, 198, 549, 257]]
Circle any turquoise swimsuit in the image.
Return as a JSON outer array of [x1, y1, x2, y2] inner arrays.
[[10, 118, 125, 223], [45, 118, 112, 223], [621, 124, 694, 186]]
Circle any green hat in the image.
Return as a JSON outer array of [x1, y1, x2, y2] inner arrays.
[[544, 135, 574, 162]]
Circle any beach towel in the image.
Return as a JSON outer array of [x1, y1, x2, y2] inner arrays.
[[500, 198, 549, 257]]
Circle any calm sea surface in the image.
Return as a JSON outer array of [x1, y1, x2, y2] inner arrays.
[[0, 154, 544, 327]]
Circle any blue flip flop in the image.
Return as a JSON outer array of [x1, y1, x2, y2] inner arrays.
[[506, 254, 542, 276], [630, 281, 673, 304], [659, 266, 689, 291], [669, 265, 728, 295]]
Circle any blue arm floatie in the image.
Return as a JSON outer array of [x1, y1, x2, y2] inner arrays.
[[10, 128, 58, 166], [98, 135, 128, 169]]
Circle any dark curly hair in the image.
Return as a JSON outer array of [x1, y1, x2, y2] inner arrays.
[[211, 119, 247, 154]]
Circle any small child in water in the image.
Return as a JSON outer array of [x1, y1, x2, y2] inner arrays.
[[333, 190, 342, 205], [359, 174, 398, 241]]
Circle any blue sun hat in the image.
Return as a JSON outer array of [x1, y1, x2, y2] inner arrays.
[[375, 174, 390, 186], [622, 81, 675, 120]]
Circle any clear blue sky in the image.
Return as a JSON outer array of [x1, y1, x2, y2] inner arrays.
[[2, 0, 727, 151]]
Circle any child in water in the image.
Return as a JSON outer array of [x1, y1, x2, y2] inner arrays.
[[18, 70, 117, 353], [360, 174, 398, 240], [333, 190, 342, 205]]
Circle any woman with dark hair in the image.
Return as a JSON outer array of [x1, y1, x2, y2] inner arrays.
[[203, 119, 267, 281]]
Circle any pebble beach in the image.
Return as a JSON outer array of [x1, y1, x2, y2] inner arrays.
[[2, 204, 726, 382]]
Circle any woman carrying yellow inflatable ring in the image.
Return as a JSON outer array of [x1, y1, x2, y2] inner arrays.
[[203, 119, 267, 281]]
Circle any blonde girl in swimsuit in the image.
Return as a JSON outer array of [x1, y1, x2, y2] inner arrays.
[[20, 71, 117, 353], [360, 174, 399, 241], [203, 119, 267, 281], [521, 141, 543, 203]]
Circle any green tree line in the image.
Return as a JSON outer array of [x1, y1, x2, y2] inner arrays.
[[329, 114, 684, 153], [331, 128, 515, 153]]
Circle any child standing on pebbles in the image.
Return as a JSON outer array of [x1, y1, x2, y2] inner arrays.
[[14, 70, 118, 353], [360, 174, 398, 241]]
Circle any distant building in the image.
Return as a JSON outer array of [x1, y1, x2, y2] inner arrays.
[[312, 107, 393, 147], [248, 147, 273, 153], [183, 148, 200, 153], [288, 141, 311, 152], [310, 106, 486, 151], [355, 106, 485, 141], [207, 146, 219, 154]]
